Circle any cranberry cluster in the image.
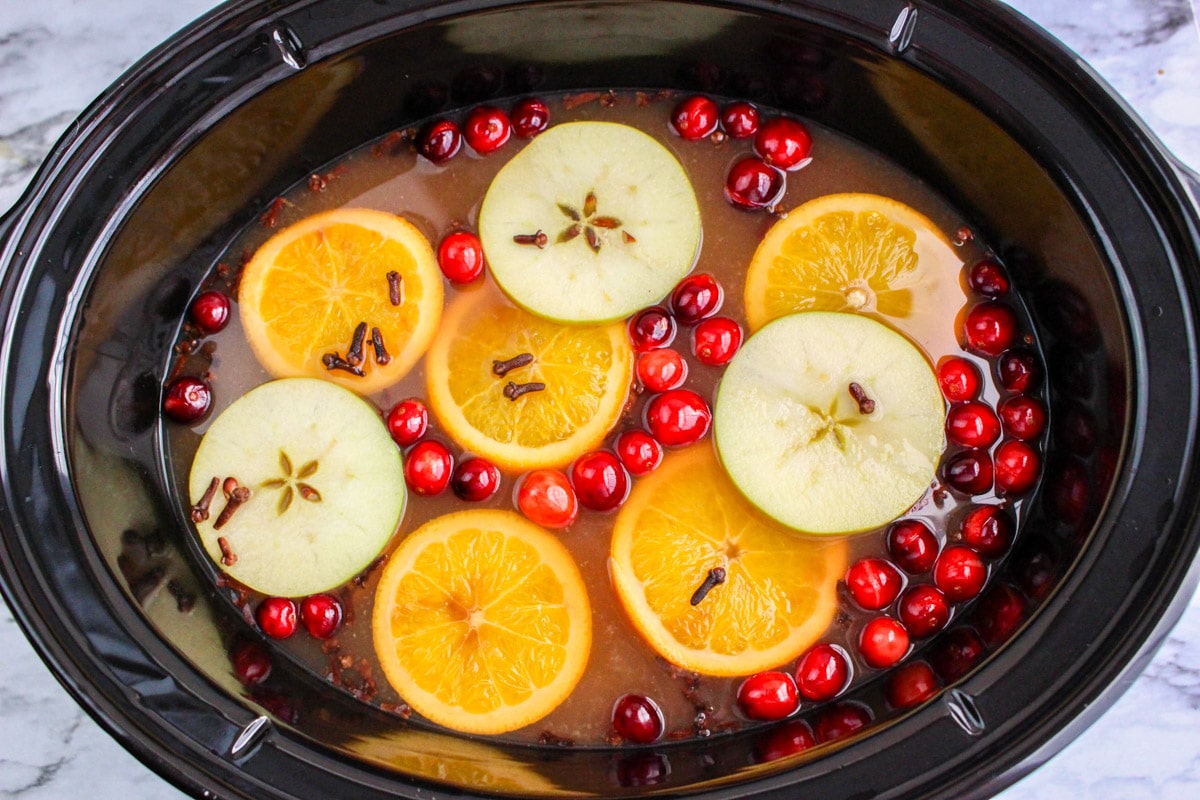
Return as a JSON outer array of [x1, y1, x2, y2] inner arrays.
[[669, 94, 813, 211], [415, 96, 550, 163], [161, 290, 233, 424], [255, 592, 344, 640]]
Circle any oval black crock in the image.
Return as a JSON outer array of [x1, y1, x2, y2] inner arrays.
[[2, 1, 1200, 799]]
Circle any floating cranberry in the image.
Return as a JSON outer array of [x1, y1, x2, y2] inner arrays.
[[437, 230, 486, 284], [795, 643, 850, 702], [418, 118, 461, 163], [405, 439, 453, 496], [814, 702, 872, 743], [189, 290, 231, 335], [858, 617, 909, 669], [611, 693, 664, 744], [231, 639, 272, 685], [943, 449, 993, 495], [670, 95, 720, 140], [976, 584, 1027, 646], [615, 429, 663, 476], [516, 469, 578, 528], [966, 258, 1010, 297], [737, 671, 800, 721], [897, 584, 950, 638], [256, 597, 298, 639], [929, 626, 986, 682], [946, 401, 1001, 448], [725, 157, 785, 210], [692, 316, 742, 366], [754, 721, 815, 763], [959, 504, 1013, 558], [754, 117, 813, 170], [995, 440, 1041, 494], [720, 101, 760, 139], [628, 306, 676, 351], [645, 389, 712, 447], [886, 518, 939, 574], [998, 350, 1040, 392], [386, 398, 429, 447], [452, 456, 501, 502], [163, 376, 212, 424], [964, 301, 1018, 356], [670, 273, 724, 323], [845, 558, 904, 610], [938, 356, 981, 402], [570, 450, 630, 512], [510, 96, 550, 138], [463, 105, 511, 154], [299, 593, 342, 639], [999, 395, 1047, 440], [636, 349, 688, 393], [934, 545, 987, 602], [886, 661, 941, 709]]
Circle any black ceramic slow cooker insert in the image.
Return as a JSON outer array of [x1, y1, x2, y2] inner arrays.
[[2, 1, 1199, 798]]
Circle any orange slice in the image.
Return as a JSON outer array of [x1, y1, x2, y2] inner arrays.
[[744, 193, 965, 354], [372, 509, 592, 735], [425, 285, 633, 471], [610, 446, 846, 677], [238, 208, 443, 395]]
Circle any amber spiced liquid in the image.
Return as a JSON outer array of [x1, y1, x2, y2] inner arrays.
[[165, 91, 1045, 747]]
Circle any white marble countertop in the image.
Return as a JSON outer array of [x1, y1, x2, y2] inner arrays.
[[2, 1, 1199, 798]]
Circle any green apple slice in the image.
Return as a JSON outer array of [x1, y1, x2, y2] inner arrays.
[[714, 311, 945, 535], [188, 377, 404, 597], [478, 121, 701, 323]]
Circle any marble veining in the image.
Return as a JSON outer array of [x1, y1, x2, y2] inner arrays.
[[2, 1, 1199, 798]]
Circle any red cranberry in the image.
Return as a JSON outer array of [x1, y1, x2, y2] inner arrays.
[[163, 376, 212, 423], [995, 440, 1041, 495], [897, 584, 950, 638], [256, 597, 298, 639], [418, 118, 462, 163], [670, 95, 720, 140], [943, 449, 994, 495], [814, 702, 872, 743], [517, 469, 578, 528], [628, 306, 676, 351], [463, 105, 511, 154], [938, 356, 981, 402], [645, 389, 712, 447], [929, 626, 986, 682], [231, 640, 272, 685], [670, 273, 724, 323], [754, 117, 813, 170], [611, 693, 664, 744], [570, 451, 630, 512], [999, 395, 1047, 440], [452, 456, 501, 502], [737, 671, 800, 721], [386, 398, 428, 447], [964, 302, 1018, 356], [437, 230, 486, 284], [615, 429, 663, 476], [946, 401, 1001, 448], [959, 504, 1014, 558], [636, 349, 688, 393], [755, 721, 815, 763], [725, 156, 785, 210], [720, 101, 760, 139], [189, 290, 231, 335], [886, 661, 941, 709], [858, 616, 910, 669], [966, 258, 1010, 297], [976, 584, 1027, 646], [692, 316, 742, 366], [886, 519, 939, 574], [998, 350, 1040, 392], [405, 439, 453, 496], [845, 558, 904, 610], [934, 545, 987, 602], [510, 97, 550, 138], [795, 643, 850, 702], [299, 593, 342, 639]]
